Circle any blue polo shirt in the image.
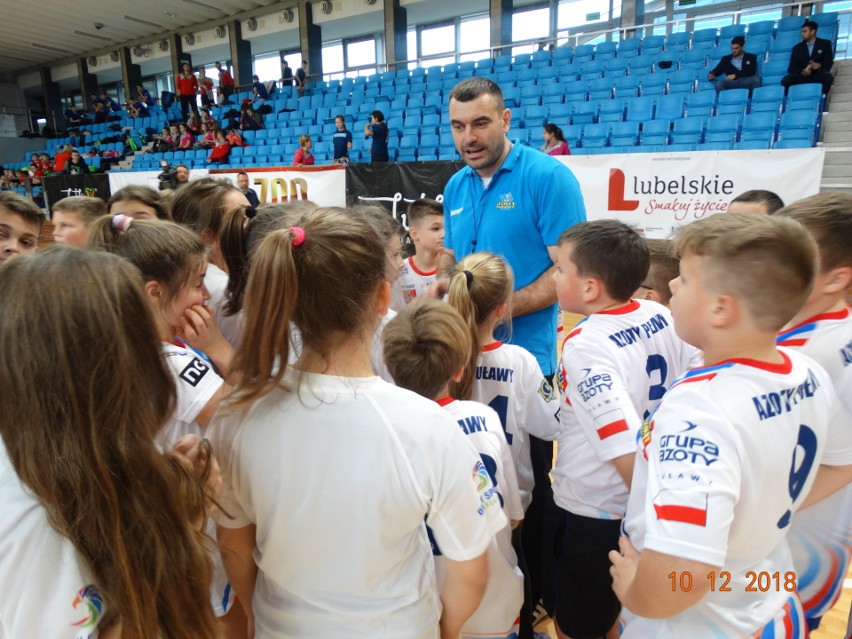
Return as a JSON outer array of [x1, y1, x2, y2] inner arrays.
[[443, 141, 586, 374], [333, 129, 352, 159]]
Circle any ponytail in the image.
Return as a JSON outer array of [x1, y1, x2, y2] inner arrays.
[[446, 269, 481, 400]]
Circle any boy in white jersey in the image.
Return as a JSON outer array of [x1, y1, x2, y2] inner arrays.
[[384, 297, 525, 639], [391, 198, 444, 311], [550, 219, 699, 639], [611, 212, 844, 638], [773, 193, 852, 631], [632, 238, 679, 306]]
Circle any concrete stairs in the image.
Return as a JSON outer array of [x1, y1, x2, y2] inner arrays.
[[820, 60, 852, 194]]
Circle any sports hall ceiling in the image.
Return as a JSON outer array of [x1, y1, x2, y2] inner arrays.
[[1, 0, 282, 76]]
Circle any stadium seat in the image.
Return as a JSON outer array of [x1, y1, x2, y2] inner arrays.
[[573, 44, 595, 63], [588, 77, 614, 101], [582, 123, 610, 148], [640, 73, 668, 97], [641, 119, 671, 145], [618, 37, 641, 58], [705, 114, 741, 143], [642, 35, 666, 55], [625, 96, 655, 122], [595, 41, 618, 60], [717, 88, 750, 116], [741, 111, 778, 141], [610, 121, 640, 147], [693, 28, 719, 47], [774, 138, 813, 149], [669, 68, 698, 94], [747, 20, 775, 38], [572, 101, 598, 125], [671, 116, 705, 145], [614, 75, 641, 98], [599, 98, 627, 123], [656, 94, 685, 120], [777, 15, 806, 35], [720, 24, 747, 40], [750, 85, 786, 114], [553, 46, 573, 62], [734, 138, 773, 150]]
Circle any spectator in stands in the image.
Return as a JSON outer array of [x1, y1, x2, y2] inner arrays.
[[708, 36, 762, 94], [64, 150, 88, 176], [198, 67, 214, 108], [236, 171, 260, 207], [200, 107, 214, 127], [281, 60, 293, 87], [728, 189, 785, 215], [215, 61, 235, 103], [177, 123, 195, 150], [88, 92, 101, 110], [239, 105, 264, 131], [53, 144, 74, 172], [176, 62, 200, 122], [92, 102, 107, 124], [252, 75, 268, 102], [782, 20, 834, 95], [175, 164, 190, 189], [186, 111, 202, 134], [333, 115, 353, 164], [136, 84, 155, 107], [126, 101, 148, 119], [207, 130, 231, 165], [364, 110, 389, 163], [108, 185, 172, 221], [196, 123, 216, 148], [98, 91, 120, 113], [295, 60, 307, 97], [64, 105, 88, 127], [541, 123, 570, 155], [292, 134, 315, 167]]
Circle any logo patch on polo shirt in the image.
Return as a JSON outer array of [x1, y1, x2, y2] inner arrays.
[[496, 192, 516, 210]]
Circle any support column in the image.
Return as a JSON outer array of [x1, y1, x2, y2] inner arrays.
[[77, 58, 99, 109], [228, 19, 253, 90], [40, 68, 64, 133], [299, 0, 323, 80], [169, 33, 192, 79], [621, 0, 645, 38], [490, 0, 513, 57], [384, 0, 408, 70], [120, 47, 143, 107]]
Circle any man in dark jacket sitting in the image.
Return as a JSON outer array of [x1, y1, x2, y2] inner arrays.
[[781, 20, 834, 95], [708, 36, 762, 94]]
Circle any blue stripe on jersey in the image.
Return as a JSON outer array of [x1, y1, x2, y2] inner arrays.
[[222, 582, 231, 611], [777, 322, 817, 343], [681, 361, 737, 378]]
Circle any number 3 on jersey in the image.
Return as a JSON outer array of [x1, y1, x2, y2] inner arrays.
[[487, 395, 512, 445]]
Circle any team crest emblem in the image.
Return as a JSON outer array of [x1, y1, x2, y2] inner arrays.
[[640, 418, 654, 460], [71, 585, 103, 629], [495, 192, 516, 210]]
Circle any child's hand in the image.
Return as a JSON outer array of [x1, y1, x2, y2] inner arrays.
[[609, 535, 640, 605], [179, 304, 225, 351], [170, 434, 223, 505]]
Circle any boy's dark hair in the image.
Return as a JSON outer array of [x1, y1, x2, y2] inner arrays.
[[371, 110, 385, 122], [731, 36, 745, 47], [774, 191, 852, 271], [407, 198, 443, 225], [558, 220, 650, 301], [448, 78, 505, 111], [730, 189, 785, 214], [803, 20, 818, 31], [0, 192, 46, 231], [644, 239, 679, 305]]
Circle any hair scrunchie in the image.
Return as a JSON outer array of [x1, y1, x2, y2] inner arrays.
[[289, 226, 306, 247], [112, 214, 133, 232], [463, 270, 474, 288], [245, 206, 257, 220]]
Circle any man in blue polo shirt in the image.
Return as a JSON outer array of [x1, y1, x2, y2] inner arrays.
[[439, 76, 586, 639]]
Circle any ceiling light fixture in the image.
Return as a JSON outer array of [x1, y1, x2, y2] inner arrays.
[[181, 0, 222, 11], [33, 43, 70, 53], [73, 30, 113, 41], [125, 15, 163, 27]]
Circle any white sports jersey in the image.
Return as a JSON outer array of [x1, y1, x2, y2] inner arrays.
[[553, 299, 700, 519], [210, 369, 507, 639], [205, 263, 244, 348], [0, 440, 105, 639], [622, 349, 836, 638], [470, 341, 560, 511], [437, 399, 524, 638], [371, 308, 397, 384], [390, 257, 437, 312], [778, 307, 852, 624], [159, 342, 232, 616]]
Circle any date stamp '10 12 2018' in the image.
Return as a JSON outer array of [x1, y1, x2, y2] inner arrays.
[[668, 571, 798, 593]]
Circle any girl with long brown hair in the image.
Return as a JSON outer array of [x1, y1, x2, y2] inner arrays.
[[0, 246, 219, 638]]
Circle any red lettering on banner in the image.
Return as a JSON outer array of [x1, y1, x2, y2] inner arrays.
[[608, 169, 640, 211]]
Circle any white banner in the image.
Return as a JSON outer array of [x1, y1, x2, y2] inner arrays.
[[108, 165, 346, 208], [557, 148, 825, 238]]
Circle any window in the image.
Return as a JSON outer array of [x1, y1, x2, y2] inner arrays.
[[558, 0, 609, 30], [407, 28, 418, 68], [514, 6, 550, 42], [460, 15, 490, 58], [322, 41, 345, 76], [347, 38, 376, 69], [739, 5, 783, 24], [253, 52, 281, 81], [421, 23, 456, 56]]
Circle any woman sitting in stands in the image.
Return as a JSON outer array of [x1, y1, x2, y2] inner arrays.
[[239, 105, 263, 131], [541, 123, 570, 156], [177, 123, 195, 150], [292, 134, 315, 167], [208, 130, 231, 164], [186, 112, 202, 135], [196, 123, 216, 149]]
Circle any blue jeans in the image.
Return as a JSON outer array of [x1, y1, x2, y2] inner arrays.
[[714, 75, 762, 94]]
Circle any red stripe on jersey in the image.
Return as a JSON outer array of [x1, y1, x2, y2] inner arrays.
[[782, 602, 793, 637], [785, 307, 850, 332], [565, 327, 583, 341], [653, 503, 707, 526], [480, 341, 503, 352], [778, 338, 808, 347], [598, 299, 640, 315], [407, 256, 438, 277], [673, 372, 717, 387], [597, 419, 629, 440], [435, 397, 455, 407]]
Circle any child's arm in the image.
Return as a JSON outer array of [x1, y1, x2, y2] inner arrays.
[[179, 304, 234, 382], [610, 537, 714, 618], [217, 524, 257, 631], [439, 552, 489, 639]]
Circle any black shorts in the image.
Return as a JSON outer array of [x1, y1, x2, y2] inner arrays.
[[553, 508, 622, 639]]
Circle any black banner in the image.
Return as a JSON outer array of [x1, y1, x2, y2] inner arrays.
[[345, 160, 464, 227], [42, 174, 111, 208]]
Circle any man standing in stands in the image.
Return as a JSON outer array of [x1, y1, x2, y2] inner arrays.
[[215, 61, 235, 103], [281, 60, 293, 87], [176, 63, 199, 122], [438, 77, 586, 639], [782, 20, 834, 94], [295, 60, 308, 97], [708, 36, 761, 94]]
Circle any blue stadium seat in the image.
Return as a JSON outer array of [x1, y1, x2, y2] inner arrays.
[[693, 28, 719, 47], [720, 24, 747, 40], [681, 49, 709, 69], [625, 96, 655, 122], [548, 103, 573, 122], [667, 31, 691, 48], [573, 44, 595, 62], [741, 111, 778, 141], [618, 37, 641, 57], [614, 75, 641, 98], [599, 98, 627, 123], [572, 101, 598, 125], [640, 73, 668, 96], [656, 94, 685, 120], [770, 34, 800, 57], [778, 110, 818, 145], [717, 88, 750, 116], [595, 41, 618, 60], [553, 46, 572, 62], [750, 85, 785, 113], [628, 55, 655, 75], [787, 83, 825, 106], [747, 20, 775, 38], [697, 141, 733, 151], [641, 119, 671, 145], [582, 123, 610, 148], [671, 116, 705, 144], [641, 35, 666, 55], [705, 114, 741, 143], [538, 66, 560, 81], [777, 15, 806, 35], [476, 58, 495, 75], [610, 121, 640, 147], [774, 138, 812, 149], [588, 77, 614, 100], [524, 105, 548, 129], [734, 138, 773, 150], [670, 68, 698, 93]]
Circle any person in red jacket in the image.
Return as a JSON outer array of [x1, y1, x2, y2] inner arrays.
[[176, 63, 199, 122], [292, 134, 315, 167], [208, 130, 231, 164]]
